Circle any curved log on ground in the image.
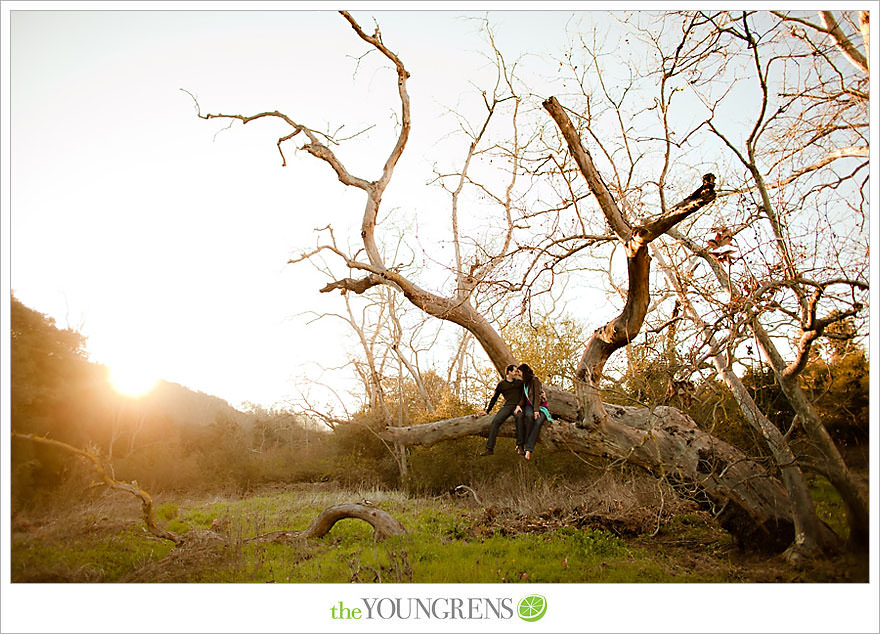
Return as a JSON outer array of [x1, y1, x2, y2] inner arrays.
[[380, 405, 827, 552], [248, 503, 407, 544]]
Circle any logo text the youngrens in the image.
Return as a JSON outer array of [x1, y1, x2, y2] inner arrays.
[[330, 597, 514, 620]]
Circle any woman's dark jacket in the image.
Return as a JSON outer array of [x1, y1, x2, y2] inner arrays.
[[518, 376, 543, 409]]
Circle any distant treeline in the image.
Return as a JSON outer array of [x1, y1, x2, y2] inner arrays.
[[10, 295, 868, 510], [10, 296, 319, 504]]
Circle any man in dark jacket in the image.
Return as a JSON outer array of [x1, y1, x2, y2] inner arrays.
[[478, 364, 524, 456]]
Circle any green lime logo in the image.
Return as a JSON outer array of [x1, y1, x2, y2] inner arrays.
[[517, 594, 547, 622]]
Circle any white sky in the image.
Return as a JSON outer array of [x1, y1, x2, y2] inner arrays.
[[4, 5, 634, 410], [1, 3, 878, 633], [6, 7, 599, 408]]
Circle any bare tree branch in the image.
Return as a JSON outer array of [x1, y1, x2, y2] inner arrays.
[[320, 274, 385, 295], [542, 96, 631, 239], [818, 11, 870, 74]]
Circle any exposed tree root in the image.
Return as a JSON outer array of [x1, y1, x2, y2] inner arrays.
[[248, 502, 407, 543]]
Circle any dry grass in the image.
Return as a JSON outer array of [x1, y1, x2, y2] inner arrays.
[[460, 460, 697, 537]]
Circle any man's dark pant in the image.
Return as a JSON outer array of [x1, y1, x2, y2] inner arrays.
[[486, 403, 520, 451], [517, 404, 546, 452]]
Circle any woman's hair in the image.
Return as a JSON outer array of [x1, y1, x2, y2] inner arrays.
[[517, 363, 535, 384], [505, 364, 517, 374]]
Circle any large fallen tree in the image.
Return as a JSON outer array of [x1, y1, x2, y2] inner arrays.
[[382, 404, 798, 552], [192, 11, 842, 556], [380, 101, 838, 555]]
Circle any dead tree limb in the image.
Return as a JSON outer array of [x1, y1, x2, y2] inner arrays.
[[453, 485, 483, 506], [11, 432, 183, 545], [320, 274, 385, 295]]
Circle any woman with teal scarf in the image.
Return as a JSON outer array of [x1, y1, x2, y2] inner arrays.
[[513, 363, 553, 460]]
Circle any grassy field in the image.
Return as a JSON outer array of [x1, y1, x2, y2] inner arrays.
[[10, 477, 867, 583]]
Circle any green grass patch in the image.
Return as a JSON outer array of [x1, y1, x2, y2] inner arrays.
[[809, 475, 849, 541], [165, 518, 191, 534], [11, 528, 175, 582], [157, 493, 729, 583], [155, 502, 178, 521], [12, 485, 853, 583]]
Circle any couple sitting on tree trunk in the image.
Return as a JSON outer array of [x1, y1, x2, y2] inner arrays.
[[477, 363, 553, 461]]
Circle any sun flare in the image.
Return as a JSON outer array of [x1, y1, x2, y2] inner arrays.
[[110, 364, 159, 397]]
